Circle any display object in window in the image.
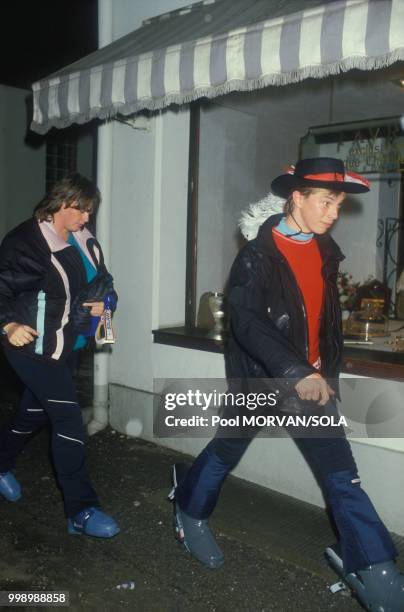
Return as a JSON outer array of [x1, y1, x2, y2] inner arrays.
[[352, 278, 391, 316], [207, 292, 226, 339], [345, 299, 389, 341], [196, 291, 227, 340]]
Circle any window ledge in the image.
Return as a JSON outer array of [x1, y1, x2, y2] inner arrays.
[[152, 327, 404, 380], [152, 326, 224, 353]]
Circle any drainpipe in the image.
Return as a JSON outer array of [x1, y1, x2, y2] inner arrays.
[[87, 0, 113, 435]]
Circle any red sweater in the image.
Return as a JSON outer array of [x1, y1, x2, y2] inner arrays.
[[272, 229, 324, 367]]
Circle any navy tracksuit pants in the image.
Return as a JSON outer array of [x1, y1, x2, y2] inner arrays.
[[176, 403, 396, 574], [0, 348, 99, 517]]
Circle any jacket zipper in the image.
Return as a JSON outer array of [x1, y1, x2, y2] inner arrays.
[[279, 257, 309, 360], [318, 263, 327, 368], [297, 285, 309, 361], [321, 257, 341, 374]]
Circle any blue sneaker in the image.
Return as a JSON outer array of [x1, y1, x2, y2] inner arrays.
[[67, 507, 120, 538], [0, 472, 21, 502]]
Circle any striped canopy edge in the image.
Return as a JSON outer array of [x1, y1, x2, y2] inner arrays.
[[31, 0, 404, 134]]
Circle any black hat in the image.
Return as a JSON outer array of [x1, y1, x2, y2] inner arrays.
[[271, 157, 370, 198]]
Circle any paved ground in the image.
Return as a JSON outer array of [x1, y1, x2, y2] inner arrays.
[[0, 349, 402, 612]]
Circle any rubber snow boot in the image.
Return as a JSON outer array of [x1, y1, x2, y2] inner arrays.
[[67, 507, 120, 538], [168, 463, 224, 569], [0, 472, 21, 502], [325, 544, 404, 611]]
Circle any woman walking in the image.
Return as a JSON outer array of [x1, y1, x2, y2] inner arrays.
[[0, 173, 119, 538]]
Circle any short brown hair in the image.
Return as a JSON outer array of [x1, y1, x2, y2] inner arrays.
[[283, 187, 341, 215], [34, 173, 101, 222]]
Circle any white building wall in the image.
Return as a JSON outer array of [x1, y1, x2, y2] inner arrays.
[[0, 85, 46, 239], [104, 0, 404, 536], [109, 118, 157, 390], [105, 0, 201, 391]]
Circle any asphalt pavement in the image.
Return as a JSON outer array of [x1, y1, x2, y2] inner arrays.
[[1, 351, 402, 612]]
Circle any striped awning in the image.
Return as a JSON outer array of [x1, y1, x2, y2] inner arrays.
[[31, 0, 404, 134]]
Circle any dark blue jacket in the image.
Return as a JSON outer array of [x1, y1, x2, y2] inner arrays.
[[0, 218, 113, 363], [225, 213, 344, 404]]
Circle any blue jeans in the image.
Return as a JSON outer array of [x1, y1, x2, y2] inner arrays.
[[176, 403, 396, 574]]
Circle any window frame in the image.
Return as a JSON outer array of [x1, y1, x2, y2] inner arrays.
[[184, 103, 201, 329]]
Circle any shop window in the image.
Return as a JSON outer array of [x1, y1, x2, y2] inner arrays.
[[184, 70, 404, 328], [301, 117, 404, 315], [154, 65, 404, 377]]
